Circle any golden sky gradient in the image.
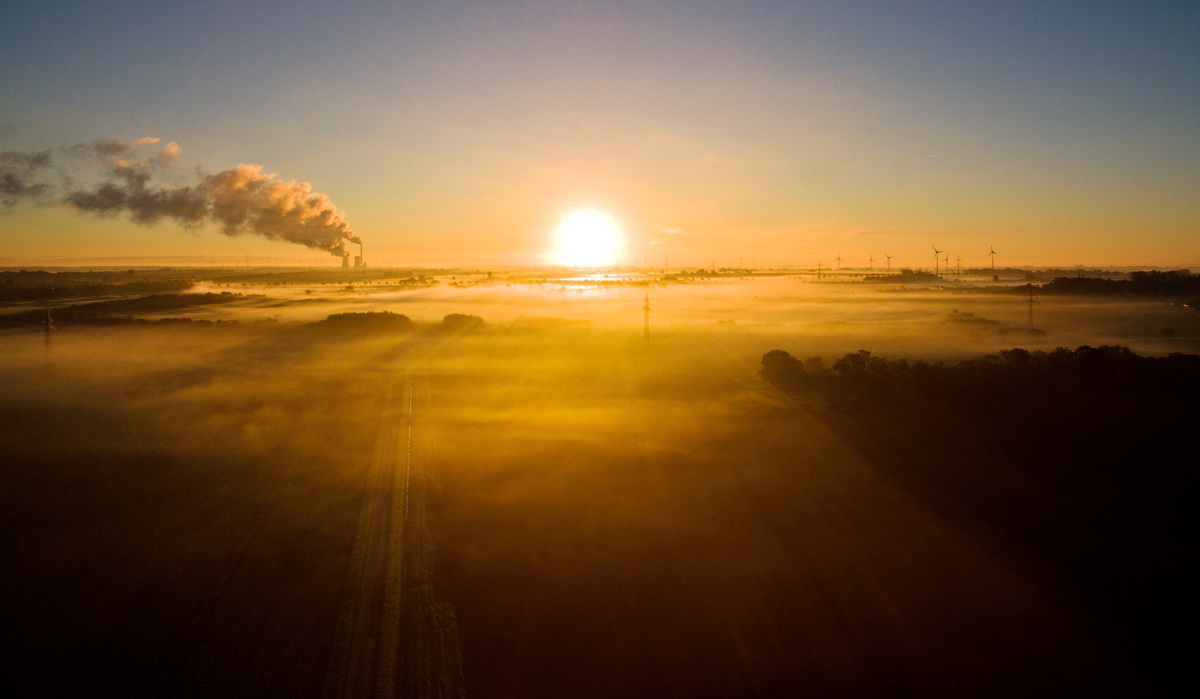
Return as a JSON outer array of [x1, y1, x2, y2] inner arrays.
[[2, 2, 1197, 267]]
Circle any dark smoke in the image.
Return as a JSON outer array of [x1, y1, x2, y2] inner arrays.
[[0, 137, 359, 256], [0, 149, 54, 205]]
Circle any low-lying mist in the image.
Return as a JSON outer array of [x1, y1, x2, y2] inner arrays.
[[1, 270, 1196, 695], [62, 272, 1199, 361]]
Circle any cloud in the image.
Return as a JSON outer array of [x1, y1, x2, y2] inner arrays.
[[159, 142, 181, 164]]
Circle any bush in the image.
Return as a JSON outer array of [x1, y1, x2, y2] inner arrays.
[[315, 311, 414, 332], [442, 313, 485, 332]]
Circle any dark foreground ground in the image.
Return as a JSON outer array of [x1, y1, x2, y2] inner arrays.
[[0, 326, 390, 696], [424, 333, 1186, 697], [1, 323, 1192, 696]]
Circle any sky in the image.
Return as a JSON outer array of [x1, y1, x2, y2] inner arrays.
[[1, 1, 1198, 268]]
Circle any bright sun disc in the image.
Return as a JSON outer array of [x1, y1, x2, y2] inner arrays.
[[553, 209, 622, 267]]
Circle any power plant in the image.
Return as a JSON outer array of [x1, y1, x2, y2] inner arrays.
[[341, 243, 365, 269], [354, 241, 365, 268]]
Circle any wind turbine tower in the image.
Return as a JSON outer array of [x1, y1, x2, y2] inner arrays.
[[835, 252, 842, 270], [932, 245, 943, 276], [868, 254, 875, 271], [989, 245, 997, 271], [884, 253, 894, 272]]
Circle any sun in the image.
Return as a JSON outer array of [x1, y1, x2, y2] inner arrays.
[[552, 209, 623, 267]]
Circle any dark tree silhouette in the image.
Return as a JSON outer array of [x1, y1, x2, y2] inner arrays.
[[759, 344, 1199, 690]]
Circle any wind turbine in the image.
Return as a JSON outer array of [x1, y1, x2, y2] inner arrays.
[[868, 254, 875, 271], [884, 253, 894, 272], [932, 245, 943, 276], [989, 245, 997, 271], [835, 252, 842, 270]]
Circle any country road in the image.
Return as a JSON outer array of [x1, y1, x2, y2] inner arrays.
[[327, 349, 462, 699], [327, 363, 411, 698]]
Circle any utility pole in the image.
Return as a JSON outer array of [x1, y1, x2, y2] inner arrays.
[[42, 308, 55, 361], [1026, 285, 1037, 328], [643, 291, 651, 346]]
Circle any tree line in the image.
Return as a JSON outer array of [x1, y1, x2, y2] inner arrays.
[[761, 344, 1200, 412], [1037, 269, 1200, 296]]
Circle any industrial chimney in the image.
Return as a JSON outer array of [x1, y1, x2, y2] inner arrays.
[[354, 241, 364, 268]]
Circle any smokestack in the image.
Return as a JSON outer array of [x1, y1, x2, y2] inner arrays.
[[356, 241, 364, 268]]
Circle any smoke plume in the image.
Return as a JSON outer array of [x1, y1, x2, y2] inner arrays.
[[1, 137, 359, 256]]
